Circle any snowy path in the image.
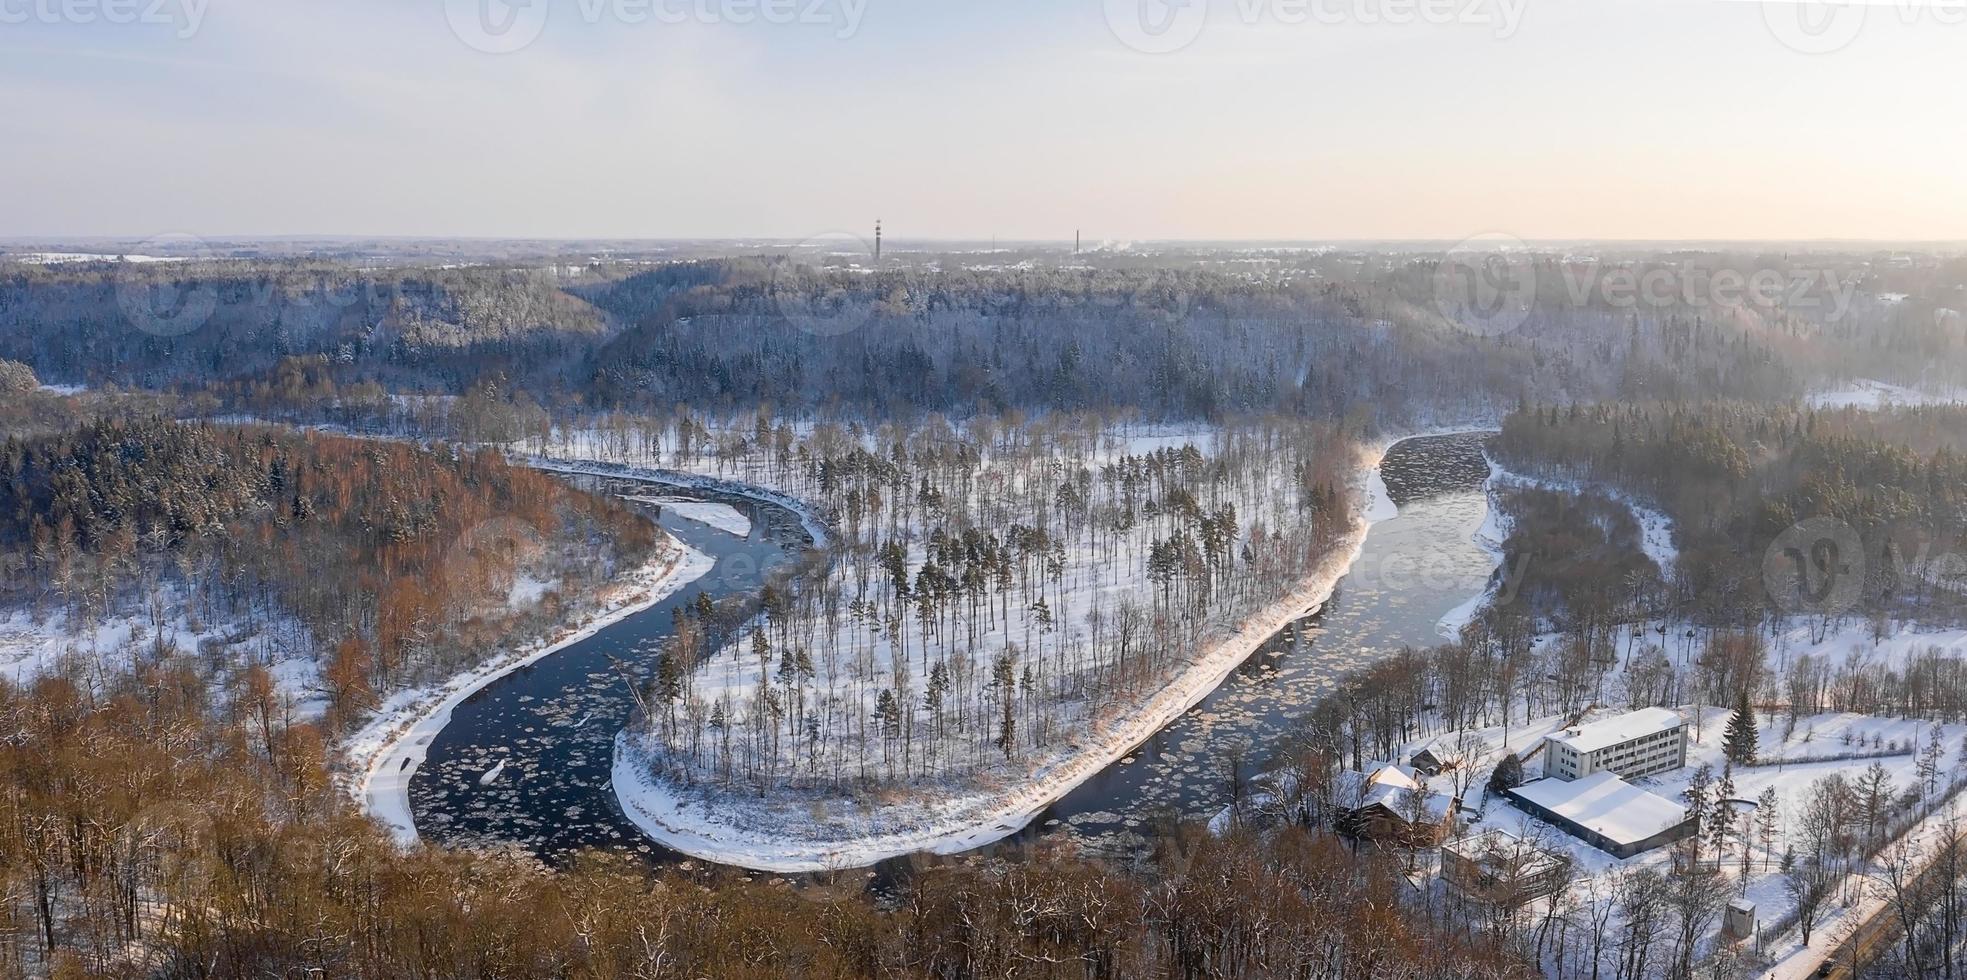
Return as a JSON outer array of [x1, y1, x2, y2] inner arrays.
[[1766, 798, 1967, 978]]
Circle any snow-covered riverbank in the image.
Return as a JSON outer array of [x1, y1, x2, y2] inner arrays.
[[345, 536, 714, 846], [527, 457, 832, 548], [605, 441, 1419, 873]]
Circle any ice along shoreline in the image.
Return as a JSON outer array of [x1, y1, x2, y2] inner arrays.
[[345, 456, 836, 847], [344, 539, 715, 846]]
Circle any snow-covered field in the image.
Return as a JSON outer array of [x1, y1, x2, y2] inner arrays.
[[5, 251, 187, 265], [346, 535, 707, 845], [1765, 618, 1967, 675]]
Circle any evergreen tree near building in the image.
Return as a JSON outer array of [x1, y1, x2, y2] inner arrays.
[[1711, 764, 1738, 865], [1684, 762, 1715, 864], [1489, 752, 1524, 794], [1724, 688, 1759, 766]]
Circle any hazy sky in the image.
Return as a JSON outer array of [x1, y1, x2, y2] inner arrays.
[[2, 0, 1961, 241]]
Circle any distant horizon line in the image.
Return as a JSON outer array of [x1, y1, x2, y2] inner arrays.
[[5, 234, 1965, 248]]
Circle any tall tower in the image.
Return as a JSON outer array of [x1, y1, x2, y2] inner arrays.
[[1075, 230, 1081, 254], [874, 220, 882, 262]]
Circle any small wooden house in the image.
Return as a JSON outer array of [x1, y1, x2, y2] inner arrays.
[[1337, 764, 1459, 845]]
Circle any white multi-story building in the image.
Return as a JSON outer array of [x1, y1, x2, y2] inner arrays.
[[1542, 707, 1687, 782]]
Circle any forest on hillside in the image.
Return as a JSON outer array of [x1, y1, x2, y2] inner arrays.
[[0, 420, 660, 731], [9, 246, 1957, 425], [1491, 403, 1967, 630]]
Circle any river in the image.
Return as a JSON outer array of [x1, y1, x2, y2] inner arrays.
[[407, 432, 1498, 867], [407, 481, 809, 859]]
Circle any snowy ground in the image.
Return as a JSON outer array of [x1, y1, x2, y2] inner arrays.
[[346, 535, 708, 846], [607, 438, 1411, 872], [1362, 698, 1964, 974], [1765, 618, 1967, 676], [0, 588, 323, 713]]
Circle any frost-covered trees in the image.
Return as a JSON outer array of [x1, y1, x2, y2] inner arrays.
[[0, 419, 658, 729], [619, 414, 1362, 798], [0, 358, 35, 393]]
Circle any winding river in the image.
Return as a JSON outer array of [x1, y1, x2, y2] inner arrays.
[[408, 433, 1498, 867], [408, 482, 809, 859]]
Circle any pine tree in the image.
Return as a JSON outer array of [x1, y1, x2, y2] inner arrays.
[[1685, 762, 1714, 863], [1723, 688, 1758, 766], [1710, 764, 1738, 865], [874, 689, 901, 738], [653, 650, 685, 740], [993, 650, 1018, 759], [1489, 752, 1524, 793]]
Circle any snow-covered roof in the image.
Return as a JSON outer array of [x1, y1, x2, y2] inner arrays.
[[1410, 739, 1456, 761], [1513, 772, 1687, 845], [1341, 765, 1455, 821], [1545, 707, 1683, 755]]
